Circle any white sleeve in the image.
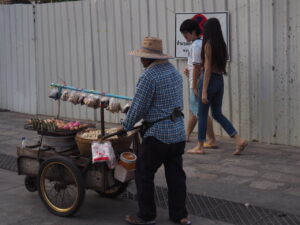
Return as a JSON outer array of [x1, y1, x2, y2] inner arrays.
[[192, 45, 202, 65]]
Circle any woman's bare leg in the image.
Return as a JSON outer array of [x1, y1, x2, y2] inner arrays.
[[186, 111, 197, 142]]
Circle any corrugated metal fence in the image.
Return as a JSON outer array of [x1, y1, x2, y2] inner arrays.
[[0, 5, 36, 115], [0, 0, 299, 147]]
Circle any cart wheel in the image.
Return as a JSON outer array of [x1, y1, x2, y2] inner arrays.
[[25, 176, 37, 192], [37, 156, 85, 217], [95, 182, 128, 198]]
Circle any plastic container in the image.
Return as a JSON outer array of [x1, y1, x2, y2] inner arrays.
[[114, 164, 135, 183], [119, 152, 137, 170]]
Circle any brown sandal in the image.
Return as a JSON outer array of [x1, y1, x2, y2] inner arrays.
[[233, 140, 248, 155], [203, 142, 219, 149]]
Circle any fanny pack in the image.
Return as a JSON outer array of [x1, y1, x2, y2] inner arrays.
[[140, 108, 184, 137]]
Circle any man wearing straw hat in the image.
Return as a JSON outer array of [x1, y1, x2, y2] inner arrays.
[[122, 37, 191, 225]]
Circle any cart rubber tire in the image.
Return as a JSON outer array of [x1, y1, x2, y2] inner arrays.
[[37, 156, 85, 217], [25, 176, 37, 192], [95, 181, 128, 198]]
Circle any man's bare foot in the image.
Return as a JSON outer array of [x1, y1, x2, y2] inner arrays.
[[187, 146, 205, 154], [233, 139, 248, 155]]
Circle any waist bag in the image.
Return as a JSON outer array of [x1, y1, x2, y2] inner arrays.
[[140, 107, 184, 137]]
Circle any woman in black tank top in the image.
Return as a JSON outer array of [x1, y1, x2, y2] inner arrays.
[[187, 18, 248, 155]]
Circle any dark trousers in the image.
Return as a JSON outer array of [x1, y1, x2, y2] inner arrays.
[[135, 136, 187, 221]]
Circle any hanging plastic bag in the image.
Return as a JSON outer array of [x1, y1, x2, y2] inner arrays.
[[105, 142, 117, 169], [100, 96, 110, 108], [68, 91, 80, 105], [49, 88, 60, 100], [107, 98, 121, 113], [78, 92, 87, 105], [92, 141, 109, 163], [91, 141, 116, 168], [61, 90, 70, 101], [84, 94, 100, 108], [121, 103, 131, 114]]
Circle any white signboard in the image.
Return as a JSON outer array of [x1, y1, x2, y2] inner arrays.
[[175, 12, 230, 59]]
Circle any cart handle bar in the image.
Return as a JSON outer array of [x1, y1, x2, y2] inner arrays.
[[98, 125, 142, 141], [50, 83, 133, 101]]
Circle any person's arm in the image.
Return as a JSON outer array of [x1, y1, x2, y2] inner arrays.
[[202, 42, 212, 104], [183, 67, 189, 78], [122, 73, 154, 130], [192, 64, 201, 96], [191, 44, 202, 96]]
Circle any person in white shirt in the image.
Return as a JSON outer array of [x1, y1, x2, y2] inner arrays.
[[180, 19, 217, 152]]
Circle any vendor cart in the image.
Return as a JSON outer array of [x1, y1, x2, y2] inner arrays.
[[17, 84, 140, 217]]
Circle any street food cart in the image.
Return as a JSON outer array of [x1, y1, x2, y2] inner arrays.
[[17, 83, 140, 216]]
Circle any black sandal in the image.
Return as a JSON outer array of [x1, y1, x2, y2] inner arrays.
[[125, 215, 156, 225]]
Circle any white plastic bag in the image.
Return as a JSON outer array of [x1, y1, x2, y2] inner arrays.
[[121, 103, 131, 113], [91, 141, 116, 169], [78, 92, 87, 105], [100, 96, 110, 108], [105, 142, 117, 169], [61, 90, 69, 101], [49, 88, 60, 100], [84, 94, 100, 108], [68, 91, 80, 105], [107, 98, 121, 113], [92, 141, 109, 163]]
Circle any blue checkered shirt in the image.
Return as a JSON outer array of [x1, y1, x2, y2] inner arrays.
[[123, 61, 186, 144]]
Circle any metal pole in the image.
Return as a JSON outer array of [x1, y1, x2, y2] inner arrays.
[[50, 83, 133, 101], [100, 105, 105, 137], [56, 99, 61, 119]]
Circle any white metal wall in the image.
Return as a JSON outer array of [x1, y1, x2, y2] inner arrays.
[[0, 0, 299, 147], [0, 5, 37, 115], [34, 1, 95, 121]]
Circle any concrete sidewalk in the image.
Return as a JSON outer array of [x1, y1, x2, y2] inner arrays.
[[1, 111, 300, 224], [155, 134, 300, 216], [0, 169, 230, 225]]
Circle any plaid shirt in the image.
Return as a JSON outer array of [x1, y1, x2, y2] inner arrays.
[[123, 61, 186, 144]]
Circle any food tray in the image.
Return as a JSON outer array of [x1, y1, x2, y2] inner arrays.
[[24, 122, 95, 137]]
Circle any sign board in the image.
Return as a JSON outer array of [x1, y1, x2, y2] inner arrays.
[[175, 12, 230, 59]]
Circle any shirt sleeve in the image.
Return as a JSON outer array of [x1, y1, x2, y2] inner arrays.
[[122, 72, 155, 130], [192, 45, 202, 65]]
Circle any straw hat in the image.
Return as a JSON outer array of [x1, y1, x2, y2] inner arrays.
[[128, 37, 173, 59]]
